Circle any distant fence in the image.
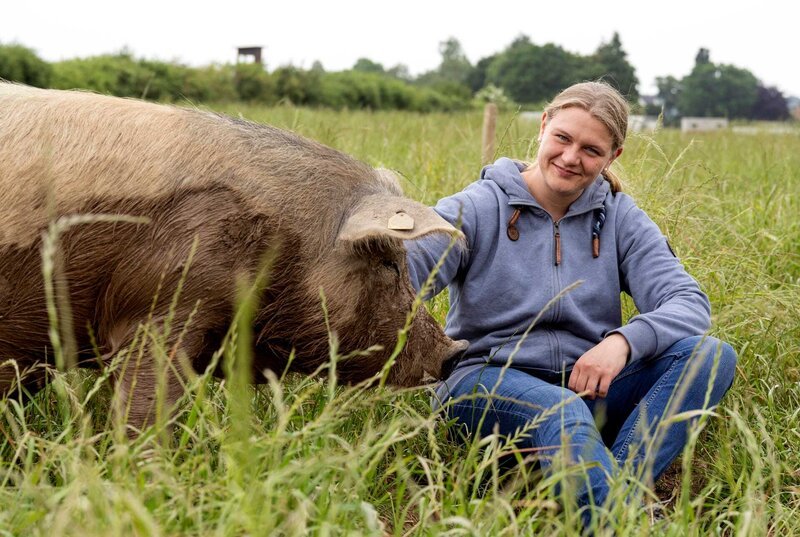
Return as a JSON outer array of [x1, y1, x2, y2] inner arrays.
[[481, 103, 497, 165]]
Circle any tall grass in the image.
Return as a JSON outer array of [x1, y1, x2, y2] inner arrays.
[[1, 105, 798, 535]]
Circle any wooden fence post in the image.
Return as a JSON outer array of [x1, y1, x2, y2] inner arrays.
[[481, 103, 498, 165]]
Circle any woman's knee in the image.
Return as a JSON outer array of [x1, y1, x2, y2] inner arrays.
[[700, 337, 736, 386], [679, 335, 737, 396], [536, 388, 597, 439]]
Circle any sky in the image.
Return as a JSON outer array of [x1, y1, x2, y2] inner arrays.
[[2, 0, 799, 98]]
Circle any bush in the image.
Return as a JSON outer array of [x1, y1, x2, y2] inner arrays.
[[234, 63, 276, 104], [0, 43, 52, 87], [51, 53, 240, 103], [136, 59, 192, 100], [182, 64, 238, 103], [323, 71, 383, 109], [314, 71, 472, 112], [51, 53, 152, 96], [273, 66, 322, 106], [474, 83, 516, 110]]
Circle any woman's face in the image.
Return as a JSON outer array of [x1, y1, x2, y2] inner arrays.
[[533, 107, 622, 205]]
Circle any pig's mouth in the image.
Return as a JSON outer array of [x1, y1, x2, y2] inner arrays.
[[422, 339, 469, 383]]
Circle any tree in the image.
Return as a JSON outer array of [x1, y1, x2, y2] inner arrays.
[[653, 75, 682, 125], [751, 84, 789, 120], [487, 36, 583, 104], [679, 59, 758, 118], [437, 37, 473, 85], [386, 63, 411, 81], [415, 37, 474, 99], [352, 58, 384, 74], [587, 32, 639, 101], [416, 37, 474, 91], [466, 54, 497, 93], [695, 47, 711, 66]]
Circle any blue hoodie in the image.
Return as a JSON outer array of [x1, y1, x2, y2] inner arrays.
[[406, 158, 711, 389]]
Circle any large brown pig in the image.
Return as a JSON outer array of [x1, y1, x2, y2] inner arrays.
[[0, 83, 468, 432]]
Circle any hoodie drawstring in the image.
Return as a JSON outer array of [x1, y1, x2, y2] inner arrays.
[[592, 205, 606, 258], [506, 208, 521, 241]]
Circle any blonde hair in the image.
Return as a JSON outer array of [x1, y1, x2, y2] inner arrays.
[[543, 81, 629, 193]]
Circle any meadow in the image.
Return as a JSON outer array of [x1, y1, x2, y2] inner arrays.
[[0, 104, 798, 536]]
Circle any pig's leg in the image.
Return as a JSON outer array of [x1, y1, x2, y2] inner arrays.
[[109, 317, 206, 438]]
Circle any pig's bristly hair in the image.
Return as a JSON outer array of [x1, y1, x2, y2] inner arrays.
[[344, 235, 404, 259], [0, 84, 377, 256]]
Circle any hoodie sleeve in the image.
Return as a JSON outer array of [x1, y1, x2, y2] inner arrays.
[[405, 191, 476, 298], [611, 201, 711, 362]]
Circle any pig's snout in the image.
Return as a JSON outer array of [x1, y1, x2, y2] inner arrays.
[[439, 339, 469, 380]]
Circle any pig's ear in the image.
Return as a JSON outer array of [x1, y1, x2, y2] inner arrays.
[[373, 168, 405, 196], [337, 194, 463, 245]]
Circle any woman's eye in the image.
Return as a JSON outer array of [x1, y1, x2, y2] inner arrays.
[[586, 147, 600, 156], [556, 134, 569, 142], [381, 259, 400, 276]]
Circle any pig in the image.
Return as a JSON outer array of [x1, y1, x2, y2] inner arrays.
[[0, 83, 468, 433]]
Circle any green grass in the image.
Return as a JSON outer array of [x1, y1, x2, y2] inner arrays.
[[2, 105, 799, 535]]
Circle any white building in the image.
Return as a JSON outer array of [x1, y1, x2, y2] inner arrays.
[[518, 111, 544, 123], [681, 117, 729, 132], [629, 115, 660, 132]]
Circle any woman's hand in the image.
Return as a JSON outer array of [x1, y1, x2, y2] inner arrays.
[[568, 333, 630, 399]]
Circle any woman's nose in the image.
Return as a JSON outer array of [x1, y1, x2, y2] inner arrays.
[[562, 145, 580, 164]]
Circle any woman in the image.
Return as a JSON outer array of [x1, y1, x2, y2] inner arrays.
[[405, 81, 736, 520]]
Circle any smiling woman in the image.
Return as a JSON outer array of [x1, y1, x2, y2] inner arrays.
[[405, 81, 738, 529], [523, 107, 623, 221]]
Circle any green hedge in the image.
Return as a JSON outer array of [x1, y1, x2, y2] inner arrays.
[[1, 44, 471, 111], [0, 43, 52, 87]]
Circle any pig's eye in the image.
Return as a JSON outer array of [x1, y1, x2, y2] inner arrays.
[[381, 259, 400, 277]]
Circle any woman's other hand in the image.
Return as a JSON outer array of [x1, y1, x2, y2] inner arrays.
[[568, 334, 630, 399]]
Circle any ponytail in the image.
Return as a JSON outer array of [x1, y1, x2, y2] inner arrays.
[[603, 168, 624, 194]]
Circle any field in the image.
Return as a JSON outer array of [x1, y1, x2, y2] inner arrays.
[[1, 105, 798, 535]]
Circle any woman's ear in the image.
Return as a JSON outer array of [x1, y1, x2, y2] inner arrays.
[[538, 112, 548, 142]]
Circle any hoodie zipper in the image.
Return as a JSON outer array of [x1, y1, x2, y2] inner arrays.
[[553, 220, 562, 266], [552, 219, 563, 322]]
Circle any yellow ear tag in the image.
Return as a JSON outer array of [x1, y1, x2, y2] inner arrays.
[[388, 211, 414, 230]]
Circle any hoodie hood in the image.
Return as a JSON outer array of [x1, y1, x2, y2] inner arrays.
[[480, 157, 610, 215]]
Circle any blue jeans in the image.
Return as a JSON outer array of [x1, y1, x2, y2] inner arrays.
[[442, 336, 737, 510]]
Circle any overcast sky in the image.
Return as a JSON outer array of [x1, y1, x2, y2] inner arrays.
[[3, 0, 798, 98]]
